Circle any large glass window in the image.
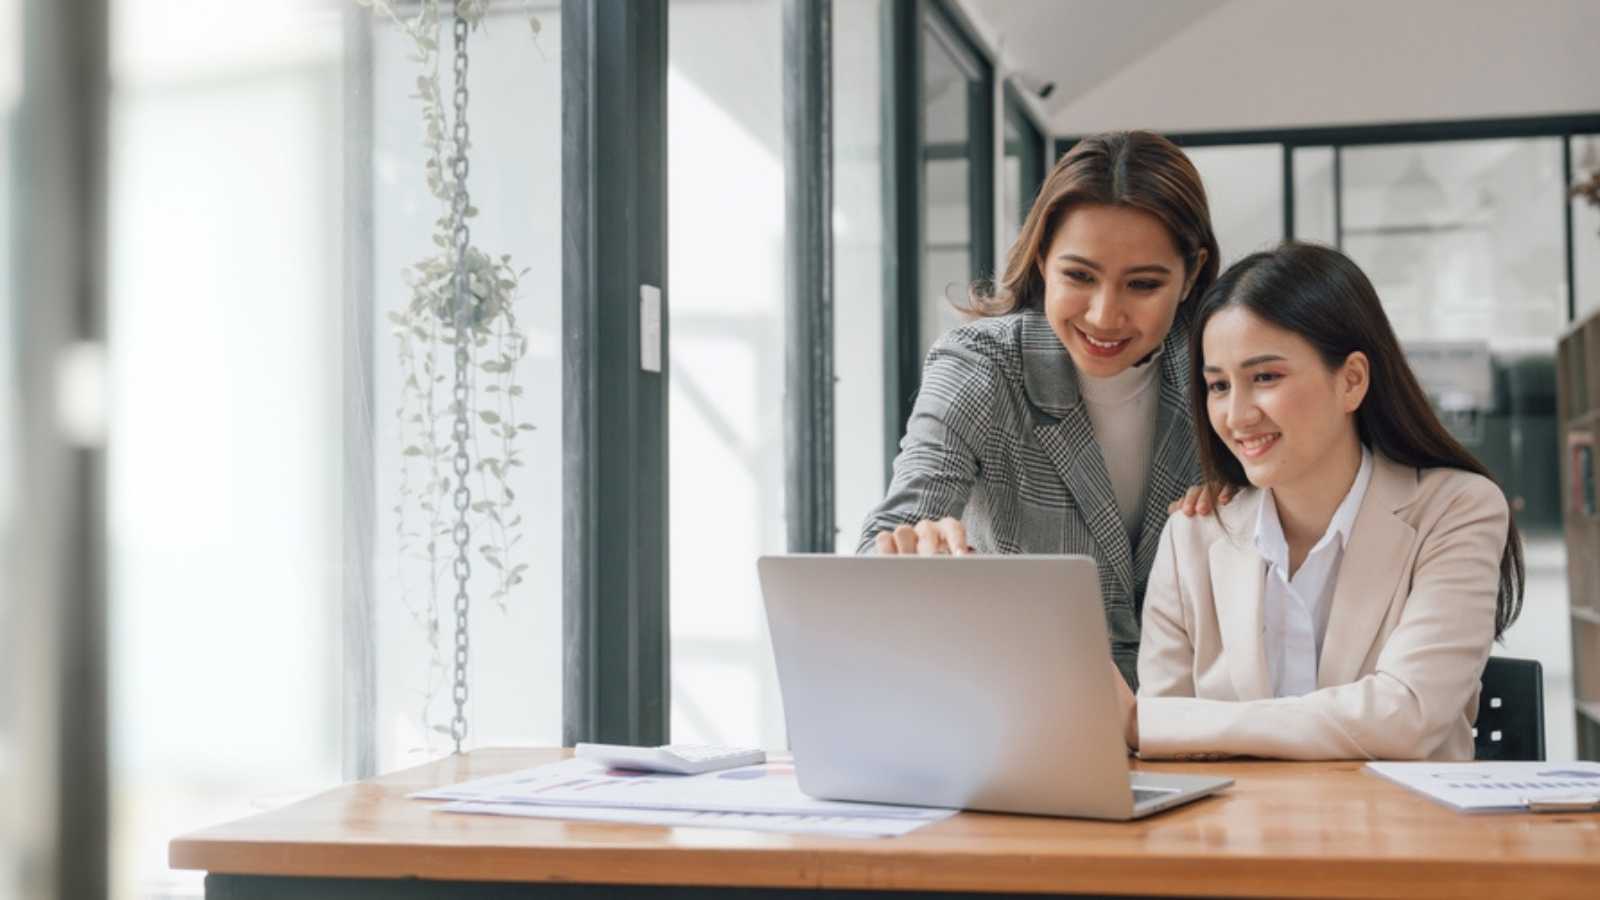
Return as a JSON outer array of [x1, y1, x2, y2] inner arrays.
[[667, 0, 788, 748], [1574, 134, 1600, 321], [833, 0, 887, 551], [1001, 88, 1045, 252], [1340, 137, 1571, 757], [369, 2, 564, 775], [107, 3, 345, 895], [919, 10, 987, 358], [1184, 144, 1283, 268], [1343, 139, 1567, 345], [103, 2, 565, 896], [1293, 146, 1338, 246]]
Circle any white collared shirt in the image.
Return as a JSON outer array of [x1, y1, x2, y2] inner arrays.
[[1254, 447, 1374, 698]]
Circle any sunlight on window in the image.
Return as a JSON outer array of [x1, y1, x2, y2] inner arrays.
[[668, 0, 789, 750], [106, 2, 342, 896]]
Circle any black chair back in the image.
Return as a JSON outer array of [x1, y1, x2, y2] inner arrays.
[[1473, 656, 1545, 761]]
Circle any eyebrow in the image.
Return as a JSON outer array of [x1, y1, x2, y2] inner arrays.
[[1202, 354, 1287, 373], [1055, 254, 1172, 275]]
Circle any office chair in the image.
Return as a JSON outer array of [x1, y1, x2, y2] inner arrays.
[[1473, 656, 1546, 761]]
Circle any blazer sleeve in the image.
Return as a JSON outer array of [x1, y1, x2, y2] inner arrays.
[[1138, 476, 1509, 761], [855, 333, 1000, 553], [1136, 518, 1196, 698]]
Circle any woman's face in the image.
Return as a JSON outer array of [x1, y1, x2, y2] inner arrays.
[[1036, 203, 1201, 378], [1200, 305, 1367, 492]]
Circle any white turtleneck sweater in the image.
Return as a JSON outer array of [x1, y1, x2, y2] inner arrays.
[[1077, 354, 1162, 544]]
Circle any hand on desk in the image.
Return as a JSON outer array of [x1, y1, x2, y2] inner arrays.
[[872, 517, 976, 555]]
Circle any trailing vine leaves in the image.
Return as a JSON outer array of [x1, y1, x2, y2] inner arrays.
[[1575, 165, 1600, 237], [357, 0, 540, 745]]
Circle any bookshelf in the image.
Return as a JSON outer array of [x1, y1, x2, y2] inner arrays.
[[1558, 308, 1600, 759]]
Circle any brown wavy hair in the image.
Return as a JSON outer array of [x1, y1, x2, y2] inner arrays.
[[1189, 242, 1524, 638], [969, 130, 1220, 318]]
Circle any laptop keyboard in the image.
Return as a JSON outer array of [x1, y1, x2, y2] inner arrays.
[[1132, 787, 1180, 806]]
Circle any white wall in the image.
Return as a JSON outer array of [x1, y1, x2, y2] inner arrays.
[[1052, 0, 1600, 135]]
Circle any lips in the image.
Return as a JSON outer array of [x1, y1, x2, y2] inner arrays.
[[1076, 326, 1132, 358], [1234, 432, 1281, 460]]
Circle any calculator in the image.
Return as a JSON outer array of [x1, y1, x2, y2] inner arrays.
[[573, 743, 767, 775]]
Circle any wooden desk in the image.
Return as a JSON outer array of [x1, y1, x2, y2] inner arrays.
[[172, 748, 1600, 899]]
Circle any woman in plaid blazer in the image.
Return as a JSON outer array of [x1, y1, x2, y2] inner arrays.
[[858, 131, 1221, 688]]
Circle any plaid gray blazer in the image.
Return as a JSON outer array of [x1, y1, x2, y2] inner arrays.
[[856, 309, 1202, 688]]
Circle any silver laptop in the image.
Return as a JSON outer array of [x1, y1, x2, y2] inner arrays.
[[757, 554, 1231, 820]]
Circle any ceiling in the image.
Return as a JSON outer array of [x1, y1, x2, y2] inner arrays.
[[961, 0, 1228, 127]]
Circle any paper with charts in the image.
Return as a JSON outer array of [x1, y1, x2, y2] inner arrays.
[[1365, 760, 1600, 812], [412, 757, 957, 837], [438, 799, 944, 838]]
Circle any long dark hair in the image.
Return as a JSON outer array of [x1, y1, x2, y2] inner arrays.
[[1189, 242, 1524, 638], [970, 130, 1220, 319]]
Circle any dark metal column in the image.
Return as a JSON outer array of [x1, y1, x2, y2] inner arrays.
[[14, 0, 110, 897], [783, 0, 835, 552], [1564, 135, 1577, 323], [880, 0, 922, 478], [562, 0, 670, 747], [1282, 144, 1296, 241]]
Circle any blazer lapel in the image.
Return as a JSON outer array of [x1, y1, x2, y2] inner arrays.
[[1034, 408, 1135, 596], [1208, 491, 1272, 700], [1020, 312, 1135, 596], [1317, 454, 1418, 688]]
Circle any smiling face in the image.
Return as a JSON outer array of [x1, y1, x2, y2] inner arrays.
[[1036, 203, 1203, 378], [1200, 305, 1368, 492]]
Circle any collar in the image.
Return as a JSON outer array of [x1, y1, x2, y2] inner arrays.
[[1252, 445, 1374, 572], [1078, 345, 1162, 404]]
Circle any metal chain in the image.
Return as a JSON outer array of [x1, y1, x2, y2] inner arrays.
[[448, 2, 473, 755]]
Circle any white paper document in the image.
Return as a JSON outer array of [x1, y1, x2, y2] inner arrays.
[[1365, 761, 1600, 812], [439, 800, 948, 838], [415, 757, 951, 819], [413, 757, 957, 837]]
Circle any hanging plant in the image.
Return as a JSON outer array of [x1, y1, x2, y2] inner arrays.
[[1575, 166, 1600, 237], [358, 0, 542, 750]]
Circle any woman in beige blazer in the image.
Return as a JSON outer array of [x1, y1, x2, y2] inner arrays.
[[1117, 242, 1526, 762]]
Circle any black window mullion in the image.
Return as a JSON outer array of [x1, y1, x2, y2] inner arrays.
[[880, 0, 922, 478], [1333, 145, 1344, 251], [561, 0, 668, 747], [967, 73, 995, 280], [1017, 94, 1046, 218], [16, 0, 112, 896], [1282, 143, 1295, 242], [1565, 135, 1578, 323], [782, 0, 835, 552]]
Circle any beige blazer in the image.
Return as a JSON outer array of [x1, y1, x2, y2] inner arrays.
[[1136, 451, 1510, 761]]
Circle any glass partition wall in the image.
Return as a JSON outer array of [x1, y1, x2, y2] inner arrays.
[[101, 2, 568, 895], [1576, 135, 1600, 321], [1001, 84, 1046, 253], [667, 0, 789, 749], [832, 0, 888, 551], [918, 6, 991, 359]]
